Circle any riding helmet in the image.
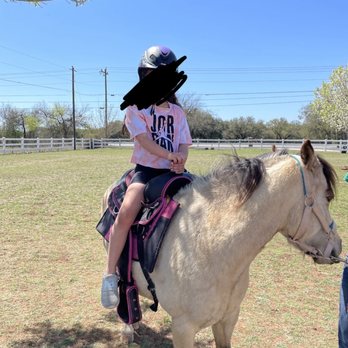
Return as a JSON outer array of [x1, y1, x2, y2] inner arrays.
[[138, 45, 177, 79]]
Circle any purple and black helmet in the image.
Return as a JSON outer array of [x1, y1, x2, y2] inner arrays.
[[138, 45, 177, 79]]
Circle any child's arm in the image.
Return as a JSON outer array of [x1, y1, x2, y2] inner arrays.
[[170, 144, 189, 174], [178, 144, 189, 161], [135, 133, 185, 163]]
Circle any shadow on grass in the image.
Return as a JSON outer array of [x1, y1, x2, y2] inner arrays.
[[9, 320, 119, 348], [103, 312, 173, 347], [102, 300, 157, 324], [9, 319, 174, 348], [133, 323, 172, 347]]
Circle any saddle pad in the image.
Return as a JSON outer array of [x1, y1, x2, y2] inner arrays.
[[96, 208, 115, 242], [139, 198, 179, 273]]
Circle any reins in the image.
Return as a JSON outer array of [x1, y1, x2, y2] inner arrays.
[[288, 155, 346, 264]]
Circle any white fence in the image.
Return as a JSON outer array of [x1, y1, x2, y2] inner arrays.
[[1, 137, 347, 154], [1, 137, 91, 154]]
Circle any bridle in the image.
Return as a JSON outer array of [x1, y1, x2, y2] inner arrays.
[[288, 155, 346, 264]]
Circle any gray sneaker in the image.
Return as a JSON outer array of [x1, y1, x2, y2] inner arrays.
[[101, 274, 120, 309]]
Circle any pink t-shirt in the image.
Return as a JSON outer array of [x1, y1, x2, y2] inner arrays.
[[125, 103, 192, 169]]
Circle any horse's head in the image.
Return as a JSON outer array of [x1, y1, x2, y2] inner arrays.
[[286, 140, 342, 264]]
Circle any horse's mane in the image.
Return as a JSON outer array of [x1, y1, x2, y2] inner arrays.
[[190, 148, 337, 206], [317, 155, 337, 200], [256, 148, 289, 160], [201, 154, 266, 206], [257, 149, 337, 200]]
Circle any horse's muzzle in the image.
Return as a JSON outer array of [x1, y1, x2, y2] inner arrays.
[[311, 238, 342, 264]]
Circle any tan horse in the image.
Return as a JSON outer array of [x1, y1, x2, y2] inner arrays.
[[101, 140, 342, 348]]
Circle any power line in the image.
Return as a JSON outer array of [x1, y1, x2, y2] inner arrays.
[[201, 90, 313, 96], [0, 99, 312, 110], [202, 94, 313, 101], [0, 43, 67, 69], [0, 77, 70, 92], [204, 100, 311, 107], [0, 94, 314, 104]]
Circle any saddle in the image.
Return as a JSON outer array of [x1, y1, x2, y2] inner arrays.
[[96, 169, 193, 324]]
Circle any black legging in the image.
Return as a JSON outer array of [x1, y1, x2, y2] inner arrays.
[[130, 164, 170, 185]]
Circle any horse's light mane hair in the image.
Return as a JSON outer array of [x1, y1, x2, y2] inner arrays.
[[186, 148, 337, 206], [258, 149, 337, 200], [317, 155, 337, 200], [256, 148, 289, 161], [193, 154, 267, 206]]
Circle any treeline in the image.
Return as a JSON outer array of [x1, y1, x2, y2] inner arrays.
[[2, 65, 348, 140], [185, 104, 345, 139], [0, 100, 346, 140]]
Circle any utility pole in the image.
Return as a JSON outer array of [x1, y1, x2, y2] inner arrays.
[[71, 66, 76, 150], [100, 68, 108, 138]]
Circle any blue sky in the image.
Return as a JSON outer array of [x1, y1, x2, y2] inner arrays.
[[1, 0, 348, 125]]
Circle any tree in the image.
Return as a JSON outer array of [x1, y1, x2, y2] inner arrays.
[[0, 105, 23, 137], [179, 93, 202, 119], [33, 103, 89, 138], [299, 105, 338, 139], [223, 116, 267, 139], [24, 114, 41, 138], [267, 118, 301, 139], [186, 109, 224, 139], [179, 93, 224, 139], [311, 66, 348, 138]]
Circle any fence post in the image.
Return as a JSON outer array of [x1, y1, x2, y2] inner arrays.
[[281, 139, 285, 148], [21, 137, 24, 152], [2, 137, 5, 153], [62, 138, 65, 149], [239, 139, 241, 149], [50, 137, 53, 149], [36, 137, 40, 151], [261, 138, 263, 150], [324, 139, 327, 151]]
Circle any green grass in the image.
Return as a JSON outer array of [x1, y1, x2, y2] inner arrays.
[[0, 148, 347, 347]]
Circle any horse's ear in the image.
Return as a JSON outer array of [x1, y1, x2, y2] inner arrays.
[[300, 139, 316, 169]]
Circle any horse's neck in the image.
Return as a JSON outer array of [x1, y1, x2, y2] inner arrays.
[[185, 158, 302, 274], [244, 159, 302, 244]]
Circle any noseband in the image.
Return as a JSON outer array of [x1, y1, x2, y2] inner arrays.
[[288, 155, 337, 261]]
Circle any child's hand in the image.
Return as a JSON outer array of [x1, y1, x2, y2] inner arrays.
[[168, 152, 185, 164], [169, 151, 187, 173], [170, 162, 185, 174]]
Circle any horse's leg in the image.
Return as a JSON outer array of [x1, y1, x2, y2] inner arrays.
[[212, 308, 240, 348], [171, 317, 196, 348], [212, 270, 249, 348]]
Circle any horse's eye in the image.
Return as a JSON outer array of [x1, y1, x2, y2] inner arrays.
[[326, 190, 334, 202]]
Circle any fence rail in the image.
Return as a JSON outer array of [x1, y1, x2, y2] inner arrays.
[[1, 137, 347, 154]]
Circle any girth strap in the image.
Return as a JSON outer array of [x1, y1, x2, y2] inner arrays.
[[139, 262, 159, 312]]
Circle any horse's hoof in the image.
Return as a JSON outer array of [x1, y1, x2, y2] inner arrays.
[[122, 324, 134, 343]]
